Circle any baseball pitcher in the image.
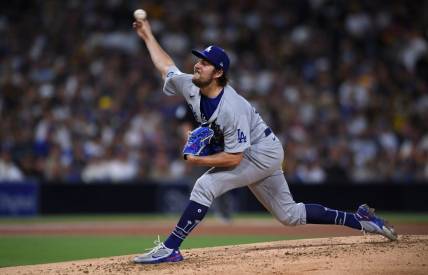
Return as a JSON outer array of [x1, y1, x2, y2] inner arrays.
[[132, 15, 397, 264]]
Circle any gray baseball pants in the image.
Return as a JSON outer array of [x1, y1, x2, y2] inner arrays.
[[190, 134, 307, 226]]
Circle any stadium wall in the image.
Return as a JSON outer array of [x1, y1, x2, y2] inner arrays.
[[1, 181, 427, 216]]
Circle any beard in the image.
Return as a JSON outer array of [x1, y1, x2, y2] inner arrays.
[[192, 73, 214, 88]]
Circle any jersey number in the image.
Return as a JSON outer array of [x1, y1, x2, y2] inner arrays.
[[237, 129, 247, 143]]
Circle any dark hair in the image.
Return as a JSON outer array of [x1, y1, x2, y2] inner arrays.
[[216, 69, 228, 87]]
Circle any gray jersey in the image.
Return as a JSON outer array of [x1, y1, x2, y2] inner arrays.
[[163, 65, 306, 226], [163, 66, 270, 154]]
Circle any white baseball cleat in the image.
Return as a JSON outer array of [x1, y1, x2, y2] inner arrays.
[[356, 204, 398, 241], [133, 238, 183, 264]]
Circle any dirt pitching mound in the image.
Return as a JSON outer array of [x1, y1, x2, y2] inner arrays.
[[2, 235, 427, 275]]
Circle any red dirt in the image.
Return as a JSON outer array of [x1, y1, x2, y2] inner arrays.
[[0, 219, 427, 237]]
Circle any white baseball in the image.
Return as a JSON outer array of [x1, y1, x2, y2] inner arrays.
[[134, 9, 147, 21]]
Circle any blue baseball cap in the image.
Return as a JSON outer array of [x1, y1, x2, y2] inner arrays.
[[191, 45, 230, 73]]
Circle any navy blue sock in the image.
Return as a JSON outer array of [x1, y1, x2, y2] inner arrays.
[[164, 200, 208, 250], [305, 204, 362, 230]]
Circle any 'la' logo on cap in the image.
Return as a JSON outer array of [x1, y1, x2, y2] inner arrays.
[[206, 46, 212, 52]]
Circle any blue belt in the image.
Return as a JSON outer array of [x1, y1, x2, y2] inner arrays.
[[264, 128, 272, 137]]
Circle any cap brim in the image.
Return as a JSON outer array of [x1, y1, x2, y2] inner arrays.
[[191, 49, 219, 68], [191, 49, 208, 60]]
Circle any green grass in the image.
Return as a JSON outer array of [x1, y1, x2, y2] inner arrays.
[[0, 235, 294, 268]]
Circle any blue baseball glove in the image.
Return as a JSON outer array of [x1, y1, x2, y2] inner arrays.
[[183, 126, 214, 158]]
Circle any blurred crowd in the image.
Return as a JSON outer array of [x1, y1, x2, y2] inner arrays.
[[1, 0, 427, 184]]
